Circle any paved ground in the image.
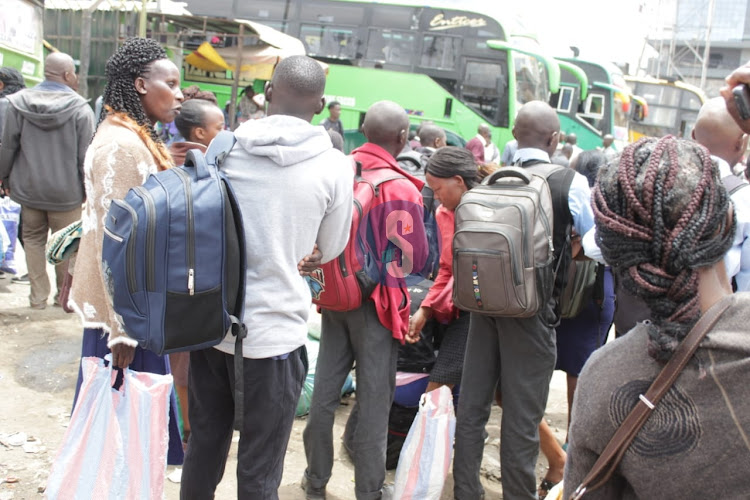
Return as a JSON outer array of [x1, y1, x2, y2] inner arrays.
[[0, 249, 570, 499]]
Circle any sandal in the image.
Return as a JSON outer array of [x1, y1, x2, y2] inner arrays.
[[538, 478, 560, 499]]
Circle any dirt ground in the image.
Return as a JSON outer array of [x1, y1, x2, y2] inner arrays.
[[0, 252, 570, 499]]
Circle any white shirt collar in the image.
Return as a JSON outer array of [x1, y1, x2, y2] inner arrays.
[[712, 155, 733, 178], [512, 147, 551, 165]]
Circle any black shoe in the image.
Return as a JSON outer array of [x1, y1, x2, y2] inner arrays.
[[12, 273, 29, 284], [301, 475, 326, 500]]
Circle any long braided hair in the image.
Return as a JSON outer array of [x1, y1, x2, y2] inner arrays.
[[593, 136, 734, 361], [101, 38, 167, 142]]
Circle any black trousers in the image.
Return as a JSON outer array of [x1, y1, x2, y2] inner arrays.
[[180, 346, 307, 500]]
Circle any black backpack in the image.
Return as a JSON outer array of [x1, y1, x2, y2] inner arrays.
[[398, 150, 441, 280]]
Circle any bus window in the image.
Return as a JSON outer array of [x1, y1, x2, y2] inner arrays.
[[300, 2, 365, 25], [646, 107, 678, 129], [371, 4, 420, 30], [579, 92, 606, 131], [366, 29, 415, 66], [420, 35, 461, 70], [613, 94, 630, 132], [586, 94, 604, 117], [555, 87, 575, 113], [514, 53, 548, 106], [462, 60, 507, 125], [301, 24, 360, 60], [236, 0, 293, 23], [681, 91, 702, 111]]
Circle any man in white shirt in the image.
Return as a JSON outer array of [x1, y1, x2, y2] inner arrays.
[[693, 97, 750, 290]]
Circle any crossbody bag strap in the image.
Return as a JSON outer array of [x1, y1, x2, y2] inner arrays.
[[570, 294, 733, 500]]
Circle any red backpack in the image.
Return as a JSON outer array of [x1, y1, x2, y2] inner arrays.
[[309, 159, 404, 311]]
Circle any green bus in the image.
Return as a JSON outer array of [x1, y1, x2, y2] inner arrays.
[[551, 57, 636, 151], [0, 0, 45, 87], [188, 0, 561, 153], [625, 75, 706, 142]]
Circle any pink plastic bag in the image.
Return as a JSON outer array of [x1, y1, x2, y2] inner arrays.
[[393, 385, 456, 500], [46, 357, 173, 499]]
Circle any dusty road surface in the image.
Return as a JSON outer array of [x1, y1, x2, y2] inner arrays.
[[0, 255, 569, 499]]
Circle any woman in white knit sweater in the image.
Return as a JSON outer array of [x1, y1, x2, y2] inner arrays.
[[68, 37, 185, 465]]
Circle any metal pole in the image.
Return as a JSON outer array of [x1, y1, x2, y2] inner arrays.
[[139, 0, 148, 38], [229, 24, 244, 130], [79, 0, 107, 99], [699, 0, 716, 90]]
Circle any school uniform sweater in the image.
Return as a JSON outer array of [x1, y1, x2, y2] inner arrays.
[[564, 293, 750, 499]]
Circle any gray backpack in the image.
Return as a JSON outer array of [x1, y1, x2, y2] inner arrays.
[[452, 165, 561, 317]]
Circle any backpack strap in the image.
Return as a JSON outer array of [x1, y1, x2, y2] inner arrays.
[[206, 129, 245, 430], [230, 315, 248, 431], [721, 174, 749, 196]]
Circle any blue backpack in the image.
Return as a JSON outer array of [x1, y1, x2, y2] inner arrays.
[[101, 131, 246, 357]]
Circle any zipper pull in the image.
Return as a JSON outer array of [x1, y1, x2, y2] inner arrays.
[[188, 269, 195, 296], [548, 236, 554, 255]]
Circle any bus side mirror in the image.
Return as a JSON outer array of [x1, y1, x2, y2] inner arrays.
[[632, 102, 645, 122]]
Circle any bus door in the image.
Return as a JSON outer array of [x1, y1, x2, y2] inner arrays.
[[458, 56, 508, 132]]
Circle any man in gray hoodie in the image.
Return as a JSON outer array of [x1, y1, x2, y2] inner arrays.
[[0, 53, 95, 309], [180, 55, 353, 500]]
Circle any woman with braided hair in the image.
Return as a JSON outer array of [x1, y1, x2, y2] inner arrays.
[[407, 146, 480, 391], [563, 136, 750, 498], [68, 37, 185, 465]]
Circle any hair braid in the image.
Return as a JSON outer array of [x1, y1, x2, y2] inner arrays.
[[101, 38, 167, 143], [593, 136, 734, 361]]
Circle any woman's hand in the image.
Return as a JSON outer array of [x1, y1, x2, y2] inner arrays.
[[110, 343, 136, 369], [407, 307, 431, 343]]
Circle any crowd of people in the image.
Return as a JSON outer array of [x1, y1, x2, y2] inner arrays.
[[1, 36, 750, 500]]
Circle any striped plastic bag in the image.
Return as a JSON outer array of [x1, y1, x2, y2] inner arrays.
[[393, 385, 456, 500], [46, 356, 173, 500]]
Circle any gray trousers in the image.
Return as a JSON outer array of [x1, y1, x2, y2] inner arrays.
[[303, 301, 398, 500], [453, 306, 557, 500]]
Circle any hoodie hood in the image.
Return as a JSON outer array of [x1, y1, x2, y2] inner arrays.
[[8, 89, 90, 130], [234, 114, 333, 167]]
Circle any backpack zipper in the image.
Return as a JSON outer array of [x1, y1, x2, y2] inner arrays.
[[133, 187, 157, 292], [454, 228, 522, 285], [458, 201, 529, 267], [109, 200, 139, 294], [478, 184, 555, 258], [174, 169, 196, 295], [341, 198, 365, 277]]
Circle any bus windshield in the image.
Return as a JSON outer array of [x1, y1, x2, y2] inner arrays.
[[627, 79, 705, 139], [514, 53, 548, 107]]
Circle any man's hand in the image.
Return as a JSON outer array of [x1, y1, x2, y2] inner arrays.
[[298, 244, 323, 276], [721, 62, 750, 134], [110, 343, 136, 369], [406, 306, 430, 344]]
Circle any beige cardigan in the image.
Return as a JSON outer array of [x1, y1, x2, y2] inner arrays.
[[69, 114, 172, 347]]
